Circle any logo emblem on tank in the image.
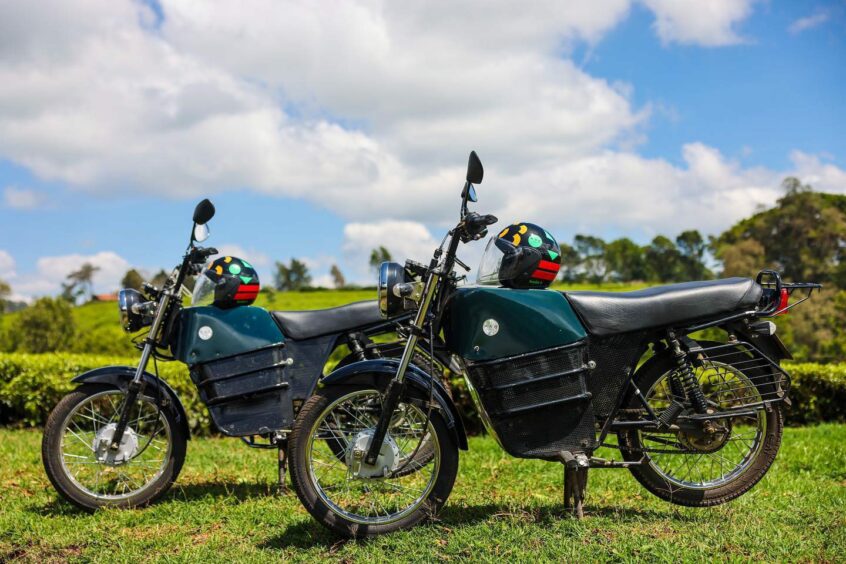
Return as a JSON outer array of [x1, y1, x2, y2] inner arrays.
[[482, 319, 499, 336], [198, 326, 213, 340]]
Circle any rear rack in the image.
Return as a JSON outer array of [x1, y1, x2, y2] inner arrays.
[[755, 270, 822, 316]]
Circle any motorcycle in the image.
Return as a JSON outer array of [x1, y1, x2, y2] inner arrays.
[[41, 199, 419, 510], [286, 151, 821, 537]]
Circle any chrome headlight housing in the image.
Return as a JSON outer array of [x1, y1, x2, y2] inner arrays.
[[377, 262, 405, 318], [118, 289, 153, 333]]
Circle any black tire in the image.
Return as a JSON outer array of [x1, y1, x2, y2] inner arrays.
[[42, 384, 187, 511], [617, 348, 784, 507], [289, 384, 459, 538]]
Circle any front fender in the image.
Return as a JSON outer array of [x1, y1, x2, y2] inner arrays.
[[321, 358, 468, 450], [71, 366, 191, 440]]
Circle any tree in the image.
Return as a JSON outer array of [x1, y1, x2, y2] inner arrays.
[[63, 263, 100, 303], [121, 269, 145, 291], [275, 259, 312, 291], [0, 278, 10, 314], [557, 242, 582, 283], [718, 238, 766, 278], [330, 264, 346, 289], [712, 178, 846, 285], [149, 269, 169, 289], [645, 236, 682, 282], [369, 247, 392, 274], [675, 230, 711, 280], [573, 235, 607, 284], [7, 297, 75, 353], [605, 238, 646, 282]]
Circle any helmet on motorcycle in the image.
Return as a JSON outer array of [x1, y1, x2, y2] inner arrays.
[[192, 256, 260, 309], [477, 222, 561, 289]]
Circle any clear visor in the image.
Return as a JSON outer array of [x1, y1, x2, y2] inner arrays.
[[191, 272, 218, 306], [476, 237, 507, 286]]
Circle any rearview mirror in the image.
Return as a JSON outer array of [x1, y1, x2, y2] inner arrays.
[[466, 151, 483, 184], [193, 199, 216, 225], [193, 223, 210, 242]]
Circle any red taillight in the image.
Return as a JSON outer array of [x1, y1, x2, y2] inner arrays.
[[775, 288, 789, 315]]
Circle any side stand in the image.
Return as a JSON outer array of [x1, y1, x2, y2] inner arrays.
[[274, 434, 288, 494], [560, 451, 590, 519]]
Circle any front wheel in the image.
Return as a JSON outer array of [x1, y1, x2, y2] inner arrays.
[[289, 385, 459, 538], [42, 384, 187, 510], [617, 348, 783, 507]]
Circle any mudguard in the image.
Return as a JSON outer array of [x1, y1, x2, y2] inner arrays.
[[71, 366, 191, 440], [725, 320, 793, 362], [321, 358, 469, 450]]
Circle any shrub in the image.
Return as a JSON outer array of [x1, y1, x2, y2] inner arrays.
[[0, 353, 844, 435], [5, 298, 75, 353]]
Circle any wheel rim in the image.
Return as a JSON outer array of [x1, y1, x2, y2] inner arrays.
[[637, 361, 768, 490], [59, 390, 172, 500], [306, 389, 440, 526]]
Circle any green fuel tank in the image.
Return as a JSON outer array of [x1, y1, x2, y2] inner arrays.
[[443, 286, 587, 362]]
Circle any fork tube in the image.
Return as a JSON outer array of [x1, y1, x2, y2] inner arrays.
[[364, 272, 440, 465], [110, 290, 173, 450]]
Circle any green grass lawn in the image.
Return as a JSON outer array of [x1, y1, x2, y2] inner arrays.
[[1, 425, 843, 562]]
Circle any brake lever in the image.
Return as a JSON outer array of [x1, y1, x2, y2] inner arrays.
[[454, 256, 471, 272]]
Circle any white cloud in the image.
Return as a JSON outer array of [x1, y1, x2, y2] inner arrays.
[[789, 151, 846, 192], [16, 251, 131, 298], [788, 11, 830, 34], [640, 0, 758, 46], [3, 186, 44, 210], [0, 250, 16, 278]]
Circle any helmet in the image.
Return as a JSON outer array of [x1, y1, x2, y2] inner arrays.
[[477, 222, 561, 289], [192, 256, 260, 309]]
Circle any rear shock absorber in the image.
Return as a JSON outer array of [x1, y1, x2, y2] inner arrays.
[[669, 334, 708, 414]]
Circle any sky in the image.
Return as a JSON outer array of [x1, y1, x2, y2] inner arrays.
[[0, 0, 844, 299]]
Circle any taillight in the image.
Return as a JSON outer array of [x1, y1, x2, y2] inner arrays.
[[775, 288, 789, 315]]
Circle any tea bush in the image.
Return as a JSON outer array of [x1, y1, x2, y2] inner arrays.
[[0, 353, 844, 435]]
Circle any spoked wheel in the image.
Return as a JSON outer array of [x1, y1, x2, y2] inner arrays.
[[289, 385, 458, 537], [322, 392, 436, 478], [618, 348, 783, 506], [42, 384, 187, 510]]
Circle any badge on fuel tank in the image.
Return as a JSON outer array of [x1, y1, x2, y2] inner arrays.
[[482, 318, 499, 336]]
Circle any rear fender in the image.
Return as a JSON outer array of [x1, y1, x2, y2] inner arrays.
[[321, 358, 468, 450], [724, 320, 793, 362], [71, 366, 191, 440]]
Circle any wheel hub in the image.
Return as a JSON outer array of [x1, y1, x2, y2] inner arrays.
[[346, 429, 400, 478], [92, 423, 139, 465], [677, 418, 732, 453]]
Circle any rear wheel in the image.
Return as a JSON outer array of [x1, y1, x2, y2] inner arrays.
[[289, 384, 458, 537], [617, 348, 783, 506]]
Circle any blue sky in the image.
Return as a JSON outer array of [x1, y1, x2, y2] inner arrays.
[[0, 0, 844, 298]]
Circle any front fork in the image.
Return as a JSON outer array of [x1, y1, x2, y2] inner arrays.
[[363, 272, 441, 466], [108, 291, 173, 452]]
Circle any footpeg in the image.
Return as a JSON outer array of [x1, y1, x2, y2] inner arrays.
[[658, 401, 685, 427]]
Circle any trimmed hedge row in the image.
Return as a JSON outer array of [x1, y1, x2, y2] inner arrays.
[[0, 353, 844, 435]]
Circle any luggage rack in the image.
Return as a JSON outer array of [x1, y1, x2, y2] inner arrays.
[[755, 269, 822, 316]]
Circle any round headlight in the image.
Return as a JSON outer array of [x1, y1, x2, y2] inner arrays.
[[118, 289, 151, 333], [377, 262, 406, 318]]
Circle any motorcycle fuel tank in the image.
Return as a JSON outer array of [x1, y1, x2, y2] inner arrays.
[[172, 306, 284, 365], [443, 286, 587, 362]]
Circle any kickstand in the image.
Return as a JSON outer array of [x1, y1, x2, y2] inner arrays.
[[561, 451, 590, 519], [275, 434, 288, 494]]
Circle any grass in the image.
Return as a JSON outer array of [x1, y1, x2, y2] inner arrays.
[[1, 425, 844, 562]]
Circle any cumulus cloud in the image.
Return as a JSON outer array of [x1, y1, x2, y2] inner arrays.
[[16, 251, 131, 298], [641, 0, 758, 46], [0, 250, 16, 278]]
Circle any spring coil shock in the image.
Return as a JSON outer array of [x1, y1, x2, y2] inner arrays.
[[670, 337, 709, 414]]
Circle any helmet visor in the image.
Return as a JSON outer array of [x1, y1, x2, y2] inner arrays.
[[191, 272, 218, 306], [476, 237, 507, 286]]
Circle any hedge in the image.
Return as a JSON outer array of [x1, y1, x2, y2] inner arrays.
[[0, 353, 844, 436]]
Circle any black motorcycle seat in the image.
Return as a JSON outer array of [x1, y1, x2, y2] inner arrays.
[[563, 278, 762, 336], [271, 300, 384, 340]]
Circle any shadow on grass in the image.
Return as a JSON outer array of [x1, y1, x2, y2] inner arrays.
[[259, 501, 691, 550]]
